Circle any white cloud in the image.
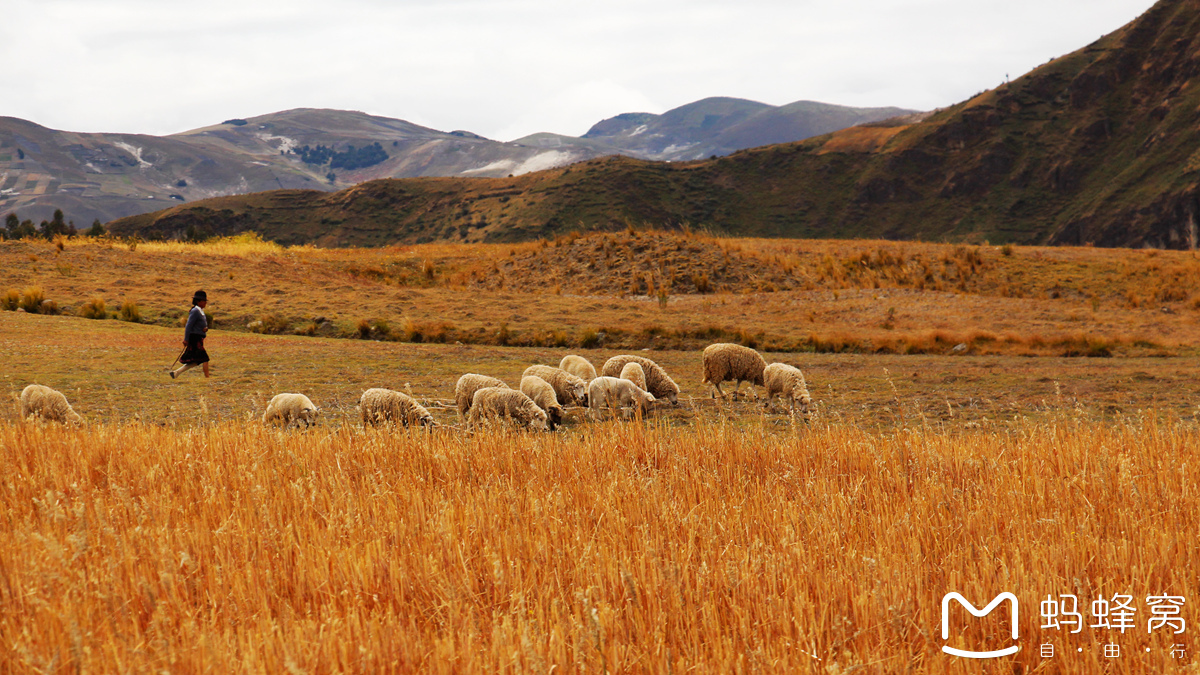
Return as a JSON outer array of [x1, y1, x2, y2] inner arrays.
[[0, 0, 1158, 137]]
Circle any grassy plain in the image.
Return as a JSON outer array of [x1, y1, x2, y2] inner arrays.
[[3, 235, 1200, 673], [5, 232, 1200, 358]]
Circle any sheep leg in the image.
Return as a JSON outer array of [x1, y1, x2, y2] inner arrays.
[[710, 381, 725, 399]]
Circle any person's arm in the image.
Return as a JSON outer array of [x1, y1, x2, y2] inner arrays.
[[183, 307, 200, 342]]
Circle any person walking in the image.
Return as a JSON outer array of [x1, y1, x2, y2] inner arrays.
[[171, 290, 210, 379]]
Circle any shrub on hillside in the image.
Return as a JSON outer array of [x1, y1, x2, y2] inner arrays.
[[256, 314, 288, 334], [119, 301, 141, 323], [79, 297, 107, 320], [2, 289, 19, 311], [19, 287, 45, 313]]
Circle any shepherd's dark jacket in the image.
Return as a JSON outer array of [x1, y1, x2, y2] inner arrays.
[[184, 305, 208, 339]]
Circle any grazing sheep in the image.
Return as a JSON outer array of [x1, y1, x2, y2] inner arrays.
[[520, 376, 565, 430], [455, 374, 509, 417], [359, 388, 435, 428], [588, 376, 656, 418], [263, 393, 319, 428], [559, 355, 597, 382], [619, 362, 647, 391], [522, 365, 588, 406], [600, 355, 680, 404], [468, 387, 547, 431], [702, 343, 767, 399], [19, 384, 83, 425], [763, 363, 812, 414]]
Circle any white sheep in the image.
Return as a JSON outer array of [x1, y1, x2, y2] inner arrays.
[[360, 388, 435, 428], [702, 343, 767, 399], [587, 376, 656, 418], [618, 362, 646, 391], [600, 355, 679, 404], [455, 374, 509, 417], [19, 384, 83, 425], [263, 393, 319, 428], [763, 363, 812, 415], [520, 375, 565, 430], [468, 387, 547, 431], [559, 355, 597, 382], [522, 365, 588, 406]]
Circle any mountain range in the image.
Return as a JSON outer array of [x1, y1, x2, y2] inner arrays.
[[0, 99, 913, 227], [109, 0, 1200, 250]]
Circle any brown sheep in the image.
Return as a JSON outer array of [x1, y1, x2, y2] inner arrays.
[[702, 343, 766, 399], [600, 355, 679, 404]]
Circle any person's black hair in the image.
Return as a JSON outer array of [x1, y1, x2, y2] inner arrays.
[[192, 290, 207, 306]]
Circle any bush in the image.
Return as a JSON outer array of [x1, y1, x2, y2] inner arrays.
[[258, 314, 288, 334], [79, 297, 107, 319], [1000, 243, 1014, 257], [579, 329, 601, 349], [39, 299, 59, 315], [2, 289, 19, 311], [119, 300, 141, 323], [357, 319, 372, 339], [19, 287, 45, 313]]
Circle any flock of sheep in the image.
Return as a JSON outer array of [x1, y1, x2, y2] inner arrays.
[[17, 343, 812, 430]]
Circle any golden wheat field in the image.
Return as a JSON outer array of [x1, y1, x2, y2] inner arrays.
[[3, 235, 1200, 673], [2, 416, 1197, 674]]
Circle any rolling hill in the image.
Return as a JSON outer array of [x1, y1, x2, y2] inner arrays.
[[107, 0, 1200, 250], [0, 99, 912, 228], [579, 97, 915, 161]]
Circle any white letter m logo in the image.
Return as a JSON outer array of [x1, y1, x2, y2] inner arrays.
[[941, 592, 1020, 658]]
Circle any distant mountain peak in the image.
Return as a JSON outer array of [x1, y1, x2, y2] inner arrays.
[[2, 96, 917, 227]]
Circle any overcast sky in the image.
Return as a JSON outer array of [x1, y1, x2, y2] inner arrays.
[[0, 0, 1157, 141]]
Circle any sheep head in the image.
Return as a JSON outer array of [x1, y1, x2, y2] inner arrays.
[[528, 407, 548, 432]]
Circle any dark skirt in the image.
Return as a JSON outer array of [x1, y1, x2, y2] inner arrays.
[[180, 335, 210, 364]]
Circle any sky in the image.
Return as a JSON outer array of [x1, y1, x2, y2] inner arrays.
[[0, 0, 1159, 141]]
